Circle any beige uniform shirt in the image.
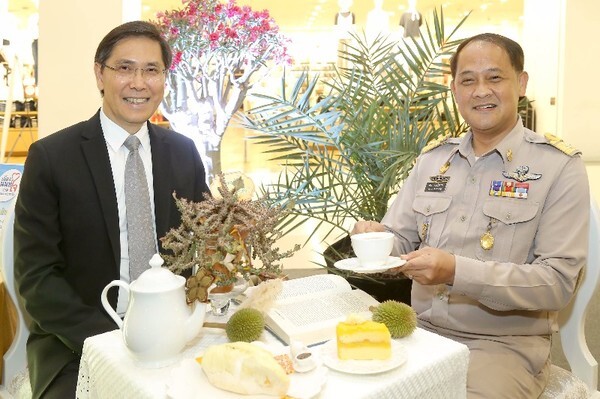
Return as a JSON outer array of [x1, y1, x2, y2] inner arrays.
[[382, 119, 589, 337]]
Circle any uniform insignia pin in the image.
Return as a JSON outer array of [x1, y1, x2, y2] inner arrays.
[[502, 165, 542, 182], [439, 162, 450, 174], [489, 180, 529, 199], [430, 175, 450, 183], [506, 149, 513, 162]]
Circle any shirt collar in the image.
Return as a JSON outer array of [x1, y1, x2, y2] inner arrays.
[[456, 115, 525, 166], [100, 108, 150, 153], [494, 116, 525, 165]]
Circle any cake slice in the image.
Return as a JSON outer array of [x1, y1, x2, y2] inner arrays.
[[336, 315, 392, 360]]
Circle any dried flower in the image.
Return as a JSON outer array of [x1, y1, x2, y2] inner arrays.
[[160, 173, 299, 301], [239, 278, 283, 314]]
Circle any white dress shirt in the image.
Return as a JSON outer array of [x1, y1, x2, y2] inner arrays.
[[100, 109, 157, 314]]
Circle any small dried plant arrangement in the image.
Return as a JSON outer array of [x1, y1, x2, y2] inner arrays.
[[160, 173, 299, 304]]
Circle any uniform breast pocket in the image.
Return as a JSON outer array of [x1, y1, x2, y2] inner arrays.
[[476, 199, 540, 262], [412, 195, 452, 247]]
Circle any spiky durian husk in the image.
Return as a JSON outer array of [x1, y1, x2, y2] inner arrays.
[[372, 300, 417, 338], [226, 308, 265, 342]]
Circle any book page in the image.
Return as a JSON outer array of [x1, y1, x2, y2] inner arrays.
[[265, 288, 379, 345], [274, 274, 352, 303], [275, 290, 376, 327]]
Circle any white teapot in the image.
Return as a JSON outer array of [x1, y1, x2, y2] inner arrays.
[[101, 254, 206, 368]]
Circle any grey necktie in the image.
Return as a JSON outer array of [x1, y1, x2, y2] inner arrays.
[[124, 135, 156, 280]]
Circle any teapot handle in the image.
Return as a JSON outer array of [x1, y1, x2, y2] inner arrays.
[[101, 280, 129, 328]]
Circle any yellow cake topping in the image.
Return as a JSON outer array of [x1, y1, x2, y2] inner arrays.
[[336, 318, 392, 360]]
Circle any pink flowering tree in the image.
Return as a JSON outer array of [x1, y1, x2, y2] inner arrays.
[[155, 0, 291, 180]]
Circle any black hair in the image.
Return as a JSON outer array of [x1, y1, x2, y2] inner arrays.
[[450, 33, 524, 78], [94, 20, 172, 70]]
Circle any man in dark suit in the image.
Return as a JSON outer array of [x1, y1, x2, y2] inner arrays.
[[13, 21, 210, 398]]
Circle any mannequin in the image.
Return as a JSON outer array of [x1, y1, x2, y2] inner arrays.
[[335, 0, 355, 69], [399, 0, 422, 38], [335, 0, 355, 39], [335, 0, 355, 28], [366, 0, 391, 42], [29, 14, 39, 84]]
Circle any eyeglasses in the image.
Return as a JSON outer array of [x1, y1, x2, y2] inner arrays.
[[102, 63, 166, 82]]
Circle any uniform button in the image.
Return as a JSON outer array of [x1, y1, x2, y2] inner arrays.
[[470, 177, 476, 184], [460, 215, 466, 222], [436, 287, 447, 300], [426, 205, 431, 212], [506, 212, 512, 220]]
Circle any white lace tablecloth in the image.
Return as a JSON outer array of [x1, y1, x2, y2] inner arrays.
[[76, 326, 469, 399]]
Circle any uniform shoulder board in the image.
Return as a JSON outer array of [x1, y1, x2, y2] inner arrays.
[[544, 133, 581, 157], [421, 133, 454, 154]]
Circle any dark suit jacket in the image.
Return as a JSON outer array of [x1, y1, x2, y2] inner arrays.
[[13, 111, 210, 398]]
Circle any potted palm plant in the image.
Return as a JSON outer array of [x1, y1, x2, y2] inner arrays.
[[241, 9, 469, 303]]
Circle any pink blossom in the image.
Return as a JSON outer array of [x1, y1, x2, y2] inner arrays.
[[226, 5, 241, 18], [187, 3, 198, 16], [155, 0, 290, 74], [224, 27, 237, 39], [171, 51, 183, 70], [260, 20, 270, 32]]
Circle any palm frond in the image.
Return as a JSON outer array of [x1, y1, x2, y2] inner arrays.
[[241, 8, 470, 243]]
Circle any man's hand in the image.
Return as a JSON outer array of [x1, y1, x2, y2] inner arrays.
[[389, 246, 456, 285], [351, 220, 386, 235]]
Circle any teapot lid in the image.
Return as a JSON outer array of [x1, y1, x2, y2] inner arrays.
[[131, 254, 184, 292]]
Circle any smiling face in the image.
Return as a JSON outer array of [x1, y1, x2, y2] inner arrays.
[[451, 40, 528, 141], [94, 36, 165, 134]]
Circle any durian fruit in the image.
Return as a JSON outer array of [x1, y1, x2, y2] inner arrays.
[[371, 300, 417, 338], [226, 308, 265, 342]]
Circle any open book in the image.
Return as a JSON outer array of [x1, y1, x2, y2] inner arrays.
[[261, 274, 380, 346]]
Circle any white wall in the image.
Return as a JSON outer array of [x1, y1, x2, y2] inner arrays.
[[556, 0, 600, 162], [520, 0, 600, 164], [37, 0, 126, 138], [522, 0, 560, 137]]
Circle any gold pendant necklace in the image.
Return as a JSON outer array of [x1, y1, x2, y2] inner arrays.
[[480, 231, 494, 250], [480, 218, 495, 250]]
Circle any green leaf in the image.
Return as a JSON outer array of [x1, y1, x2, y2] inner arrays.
[[242, 7, 469, 242]]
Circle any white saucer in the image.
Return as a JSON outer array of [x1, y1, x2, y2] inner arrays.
[[333, 256, 406, 274], [321, 340, 407, 374]]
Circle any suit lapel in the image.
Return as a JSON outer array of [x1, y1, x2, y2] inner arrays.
[[81, 113, 121, 267], [149, 124, 173, 245]]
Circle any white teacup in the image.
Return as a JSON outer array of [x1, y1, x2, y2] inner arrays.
[[351, 231, 394, 267]]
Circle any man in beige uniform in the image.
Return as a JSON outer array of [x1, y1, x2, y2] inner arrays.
[[354, 33, 589, 398]]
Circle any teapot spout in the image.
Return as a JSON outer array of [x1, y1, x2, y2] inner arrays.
[[185, 301, 207, 342]]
